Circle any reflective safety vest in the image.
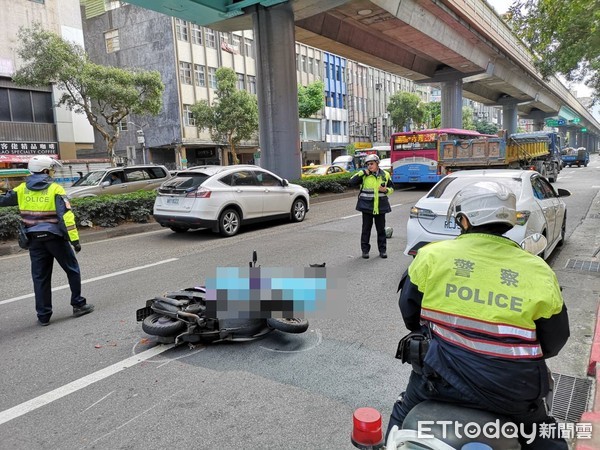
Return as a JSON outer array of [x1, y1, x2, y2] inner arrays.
[[408, 233, 563, 359], [354, 170, 393, 214], [14, 182, 79, 242]]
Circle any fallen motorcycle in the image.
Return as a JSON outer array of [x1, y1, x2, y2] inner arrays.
[[136, 251, 309, 344]]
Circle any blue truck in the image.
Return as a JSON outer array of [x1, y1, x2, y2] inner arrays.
[[561, 147, 590, 168]]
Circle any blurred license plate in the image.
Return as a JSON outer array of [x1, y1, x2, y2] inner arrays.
[[166, 197, 180, 205], [445, 217, 457, 229]]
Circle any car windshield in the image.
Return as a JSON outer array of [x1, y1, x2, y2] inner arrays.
[[427, 176, 523, 199], [71, 171, 107, 187], [305, 166, 328, 175]]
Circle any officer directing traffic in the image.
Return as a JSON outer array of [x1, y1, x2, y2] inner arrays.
[[0, 155, 94, 326], [387, 181, 569, 449], [349, 154, 394, 259]]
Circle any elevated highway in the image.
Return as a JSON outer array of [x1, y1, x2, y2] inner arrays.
[[127, 0, 599, 179]]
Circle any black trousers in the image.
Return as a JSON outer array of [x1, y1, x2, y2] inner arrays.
[[29, 235, 85, 321], [386, 370, 568, 450], [361, 212, 386, 254]]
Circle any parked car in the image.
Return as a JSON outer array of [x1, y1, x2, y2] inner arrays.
[[153, 165, 310, 237], [0, 168, 31, 193], [65, 164, 171, 198], [301, 164, 347, 178], [405, 169, 571, 260], [379, 158, 392, 174]]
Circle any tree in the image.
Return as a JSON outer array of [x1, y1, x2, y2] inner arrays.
[[509, 0, 600, 103], [462, 106, 476, 130], [387, 92, 425, 131], [192, 67, 258, 165], [423, 102, 441, 128], [474, 120, 500, 135], [298, 80, 325, 118], [13, 25, 164, 166]]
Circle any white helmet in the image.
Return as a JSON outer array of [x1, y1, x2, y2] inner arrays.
[[447, 181, 517, 227], [28, 155, 62, 173], [364, 154, 380, 164]]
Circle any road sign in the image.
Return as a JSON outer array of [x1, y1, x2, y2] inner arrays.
[[557, 119, 566, 126], [581, 128, 588, 132], [545, 119, 559, 126]]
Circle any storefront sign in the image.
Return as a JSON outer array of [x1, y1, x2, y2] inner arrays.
[[0, 142, 59, 155]]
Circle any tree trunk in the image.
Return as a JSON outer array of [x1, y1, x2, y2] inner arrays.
[[229, 136, 239, 165]]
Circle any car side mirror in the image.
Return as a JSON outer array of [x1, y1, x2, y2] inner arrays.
[[556, 188, 571, 198], [282, 179, 289, 187], [520, 233, 547, 256], [101, 181, 110, 187]]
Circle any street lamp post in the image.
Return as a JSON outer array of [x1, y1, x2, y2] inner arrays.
[[128, 122, 147, 164]]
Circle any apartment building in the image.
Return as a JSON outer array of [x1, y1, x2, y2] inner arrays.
[[0, 0, 94, 167]]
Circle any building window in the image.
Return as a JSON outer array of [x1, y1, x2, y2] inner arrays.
[[247, 76, 256, 94], [244, 38, 255, 58], [104, 0, 121, 10], [205, 28, 216, 48], [104, 29, 120, 53], [301, 55, 307, 73], [332, 120, 341, 135], [208, 67, 218, 89], [176, 19, 188, 42], [183, 105, 195, 126], [308, 57, 314, 75], [232, 34, 241, 53], [29, 0, 45, 3], [194, 64, 206, 87], [118, 120, 128, 131], [179, 62, 192, 85], [237, 73, 245, 91], [191, 24, 202, 45]]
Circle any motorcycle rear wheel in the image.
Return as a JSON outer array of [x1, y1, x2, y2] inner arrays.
[[267, 318, 309, 333], [142, 314, 186, 337]]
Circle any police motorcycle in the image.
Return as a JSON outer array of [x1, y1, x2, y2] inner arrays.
[[136, 251, 310, 344], [351, 234, 549, 450]]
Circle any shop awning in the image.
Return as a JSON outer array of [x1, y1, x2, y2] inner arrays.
[[0, 154, 59, 163]]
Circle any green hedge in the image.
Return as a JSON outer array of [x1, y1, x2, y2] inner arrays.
[[0, 191, 156, 241], [292, 172, 358, 195]]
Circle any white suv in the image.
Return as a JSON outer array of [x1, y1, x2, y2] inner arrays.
[[153, 165, 310, 237]]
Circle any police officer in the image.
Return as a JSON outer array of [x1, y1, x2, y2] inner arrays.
[[0, 155, 94, 326], [387, 181, 569, 449], [349, 154, 393, 259]]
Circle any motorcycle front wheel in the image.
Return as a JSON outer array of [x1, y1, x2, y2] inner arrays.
[[142, 314, 186, 337], [266, 318, 309, 334]]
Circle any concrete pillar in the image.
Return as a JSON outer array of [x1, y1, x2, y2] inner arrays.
[[440, 80, 463, 129], [252, 3, 301, 181], [569, 129, 577, 147], [501, 101, 518, 135]]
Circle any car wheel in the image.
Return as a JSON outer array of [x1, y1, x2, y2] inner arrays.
[[290, 198, 307, 222], [267, 317, 309, 333], [219, 208, 240, 237], [169, 226, 189, 233], [142, 314, 186, 337]]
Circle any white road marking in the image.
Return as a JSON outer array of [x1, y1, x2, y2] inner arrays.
[[0, 344, 175, 426], [0, 258, 179, 306], [341, 203, 403, 220]]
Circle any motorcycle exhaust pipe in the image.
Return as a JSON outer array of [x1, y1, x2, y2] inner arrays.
[[177, 310, 205, 327]]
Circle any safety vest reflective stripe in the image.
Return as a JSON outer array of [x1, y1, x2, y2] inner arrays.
[[430, 323, 543, 359], [422, 308, 537, 340], [359, 191, 387, 198]]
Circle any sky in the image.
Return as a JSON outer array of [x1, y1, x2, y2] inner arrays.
[[486, 0, 593, 99]]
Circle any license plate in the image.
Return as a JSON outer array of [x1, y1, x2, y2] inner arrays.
[[444, 217, 458, 229], [409, 177, 419, 182], [166, 197, 180, 205]]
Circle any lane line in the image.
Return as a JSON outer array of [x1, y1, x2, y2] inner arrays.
[[341, 203, 403, 220], [0, 344, 175, 426], [0, 258, 179, 306]]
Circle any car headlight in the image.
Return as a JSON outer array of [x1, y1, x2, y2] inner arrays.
[[410, 206, 436, 220]]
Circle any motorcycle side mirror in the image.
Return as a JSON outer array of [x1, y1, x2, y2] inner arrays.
[[520, 233, 547, 256]]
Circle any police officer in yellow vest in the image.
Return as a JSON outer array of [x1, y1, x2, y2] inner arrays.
[[387, 181, 569, 449], [0, 155, 94, 326], [349, 154, 393, 259]]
